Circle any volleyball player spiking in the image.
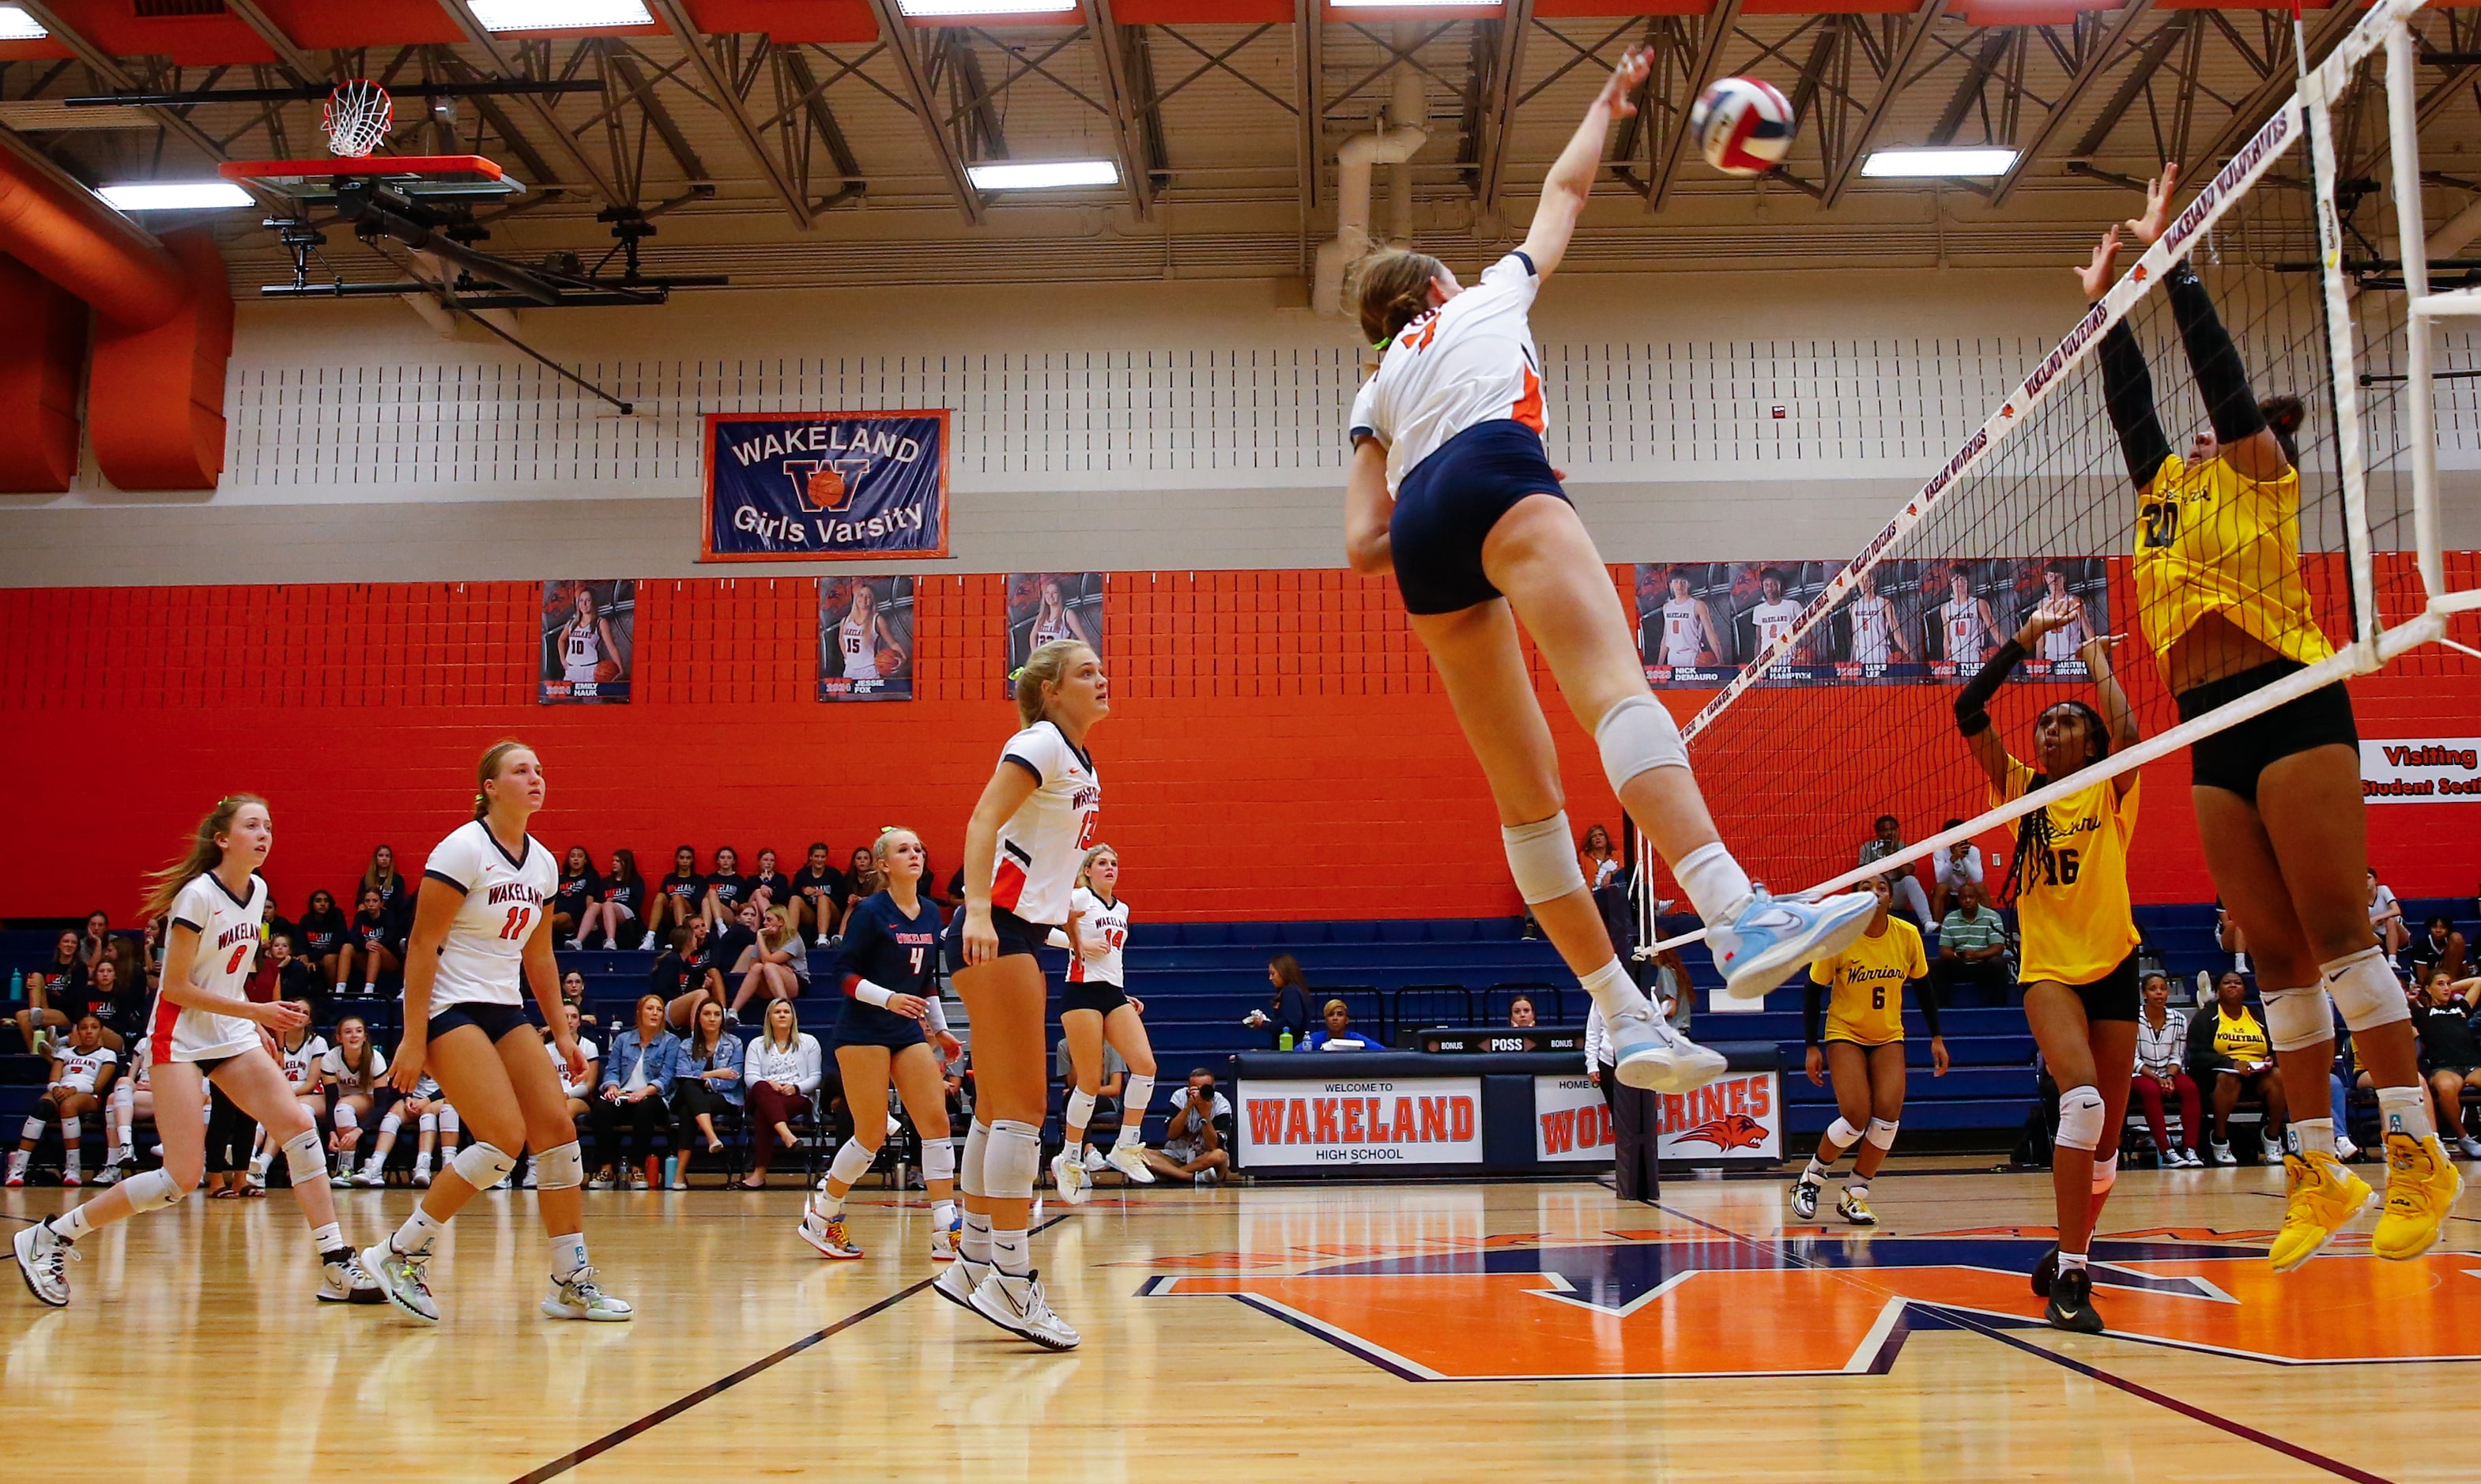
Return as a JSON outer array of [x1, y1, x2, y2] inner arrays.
[[933, 638, 1105, 1350], [1048, 844, 1159, 1201], [2085, 166, 2458, 1267], [356, 740, 632, 1325], [14, 794, 383, 1310], [799, 827, 963, 1264], [1342, 47, 1876, 1088], [1954, 597, 2141, 1333], [1790, 876, 1947, 1226]]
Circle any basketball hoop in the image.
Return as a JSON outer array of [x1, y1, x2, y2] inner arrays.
[[322, 80, 392, 159]]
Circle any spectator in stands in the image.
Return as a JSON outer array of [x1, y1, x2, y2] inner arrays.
[[1936, 880, 2012, 1004], [319, 1015, 387, 1184], [140, 915, 165, 994], [727, 906, 809, 1023], [703, 846, 752, 933], [1304, 1000, 1384, 1052], [537, 1002, 601, 1190], [1508, 996, 1538, 1029], [258, 935, 322, 1026], [360, 843, 410, 928], [2412, 970, 2481, 1158], [1242, 954, 1317, 1048], [1857, 815, 1933, 927], [2367, 868, 2408, 958], [1141, 1069, 1231, 1185], [746, 849, 792, 918], [1580, 824, 1621, 891], [2188, 972, 2287, 1166], [84, 955, 150, 1053], [653, 921, 726, 1032], [2214, 898, 2249, 976], [75, 910, 111, 974], [2407, 917, 2471, 986], [292, 890, 348, 990], [1929, 821, 1985, 922], [578, 847, 644, 951], [647, 845, 705, 947], [337, 886, 401, 996], [839, 846, 884, 926], [2132, 972, 2204, 1167], [740, 998, 821, 1188], [6, 1014, 115, 1188], [594, 994, 683, 1190], [552, 846, 602, 946], [791, 841, 844, 947], [560, 970, 599, 1030], [13, 929, 85, 1051], [670, 1000, 743, 1184]]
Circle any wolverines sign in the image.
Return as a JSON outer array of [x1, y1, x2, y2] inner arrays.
[[702, 409, 949, 563]]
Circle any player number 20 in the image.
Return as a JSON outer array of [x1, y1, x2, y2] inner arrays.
[[2139, 499, 2180, 548]]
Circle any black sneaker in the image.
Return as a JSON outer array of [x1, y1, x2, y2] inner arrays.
[[2044, 1265, 2103, 1334], [2030, 1243, 2058, 1298]]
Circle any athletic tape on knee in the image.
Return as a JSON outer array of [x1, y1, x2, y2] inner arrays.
[[1826, 1117, 1862, 1149], [2056, 1084, 2106, 1152], [922, 1137, 956, 1185], [828, 1136, 877, 1188], [451, 1140, 517, 1189], [985, 1119, 1040, 1200], [534, 1141, 585, 1191], [2091, 1152, 2118, 1196], [1864, 1118, 1899, 1151], [124, 1168, 183, 1212], [1121, 1073, 1156, 1122], [1595, 695, 1689, 793], [1502, 812, 1586, 906], [2262, 983, 2336, 1053], [281, 1128, 325, 1185], [1063, 1088, 1096, 1137], [960, 1120, 989, 1199], [2323, 947, 2413, 1034]]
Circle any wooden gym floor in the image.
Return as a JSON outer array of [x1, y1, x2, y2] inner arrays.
[[3, 1158, 2473, 1482]]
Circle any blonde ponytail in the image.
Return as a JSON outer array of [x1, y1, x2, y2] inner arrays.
[[142, 793, 266, 917]]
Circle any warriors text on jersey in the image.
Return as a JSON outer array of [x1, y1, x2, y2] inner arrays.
[[1993, 759, 2141, 985], [1661, 597, 1708, 665], [2132, 454, 2332, 669], [421, 819, 557, 1009], [1849, 595, 1895, 665], [153, 871, 269, 1064], [992, 721, 1101, 926], [1750, 598, 1802, 656], [1810, 918, 1929, 1046], [562, 617, 601, 682], [1064, 887, 1129, 987], [1347, 252, 1548, 494]]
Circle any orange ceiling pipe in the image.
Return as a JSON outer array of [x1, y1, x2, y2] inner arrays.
[[88, 230, 232, 493], [0, 253, 87, 494], [0, 136, 188, 330]]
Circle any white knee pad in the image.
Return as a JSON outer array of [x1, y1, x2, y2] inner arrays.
[[1826, 1117, 1862, 1148], [417, 1113, 437, 1135], [2262, 983, 2337, 1053], [333, 1103, 359, 1131], [451, 1140, 517, 1189], [534, 1140, 585, 1191], [20, 1116, 43, 1141], [828, 1136, 878, 1188], [2322, 948, 2413, 1034], [439, 1107, 461, 1137], [922, 1136, 956, 1185], [1064, 1088, 1097, 1136], [1864, 1118, 1899, 1151], [985, 1119, 1040, 1200], [960, 1120, 989, 1199], [1502, 813, 1587, 906], [1595, 695, 1689, 793], [2091, 1151, 2118, 1196], [1121, 1073, 1156, 1121], [378, 1111, 403, 1136], [281, 1128, 326, 1185], [124, 1168, 184, 1212], [2056, 1084, 2106, 1153]]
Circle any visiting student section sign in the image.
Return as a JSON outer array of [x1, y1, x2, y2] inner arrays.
[[703, 410, 949, 562]]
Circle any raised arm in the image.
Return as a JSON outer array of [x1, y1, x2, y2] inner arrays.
[[2078, 629, 2141, 798], [1518, 47, 1650, 281]]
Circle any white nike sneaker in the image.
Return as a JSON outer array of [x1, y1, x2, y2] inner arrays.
[[1050, 1150, 1092, 1206], [933, 1255, 991, 1310], [929, 1216, 961, 1262], [1707, 888, 1879, 1001], [542, 1265, 635, 1322], [1103, 1143, 1156, 1185], [358, 1241, 439, 1324], [1608, 1005, 1729, 1094], [968, 1268, 1080, 1350], [318, 1250, 387, 1305], [13, 1222, 75, 1308], [354, 1166, 384, 1188], [1083, 1145, 1108, 1173]]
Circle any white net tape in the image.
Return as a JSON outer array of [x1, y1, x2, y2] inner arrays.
[[323, 80, 392, 160]]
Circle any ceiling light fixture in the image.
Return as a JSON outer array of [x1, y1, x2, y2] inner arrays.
[[469, 1, 654, 32], [99, 181, 255, 211], [0, 6, 49, 40], [895, 0, 1077, 14], [1861, 147, 2019, 179], [967, 159, 1120, 190]]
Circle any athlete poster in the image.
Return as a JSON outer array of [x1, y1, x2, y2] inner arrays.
[[1005, 572, 1103, 696], [817, 575, 915, 702], [1635, 563, 1737, 687], [538, 580, 633, 705], [702, 409, 949, 563], [2003, 557, 2112, 681]]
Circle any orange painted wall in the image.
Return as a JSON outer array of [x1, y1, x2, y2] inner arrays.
[[1, 564, 2475, 925]]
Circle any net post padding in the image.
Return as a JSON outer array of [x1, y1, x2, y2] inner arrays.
[[2380, 21, 2446, 606]]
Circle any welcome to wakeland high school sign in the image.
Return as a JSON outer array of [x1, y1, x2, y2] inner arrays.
[[701, 410, 949, 563]]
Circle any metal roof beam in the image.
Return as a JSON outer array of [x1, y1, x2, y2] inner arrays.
[[2182, 1, 2361, 176], [1645, 0, 1744, 212], [222, 0, 327, 85], [1086, 0, 1154, 218], [867, 0, 984, 224], [603, 41, 709, 190], [1990, 0, 2158, 205], [1296, 0, 1322, 213], [2068, 11, 2185, 160], [776, 47, 865, 210], [10, 2, 245, 168], [434, 0, 617, 202], [1823, 0, 1949, 207], [1475, 0, 1534, 214], [643, 1, 807, 226]]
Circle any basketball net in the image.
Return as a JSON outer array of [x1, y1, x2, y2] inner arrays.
[[323, 80, 392, 159]]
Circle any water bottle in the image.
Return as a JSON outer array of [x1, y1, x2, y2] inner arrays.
[[1278, 1028, 1295, 1052], [661, 1153, 678, 1187], [7, 968, 19, 1003]]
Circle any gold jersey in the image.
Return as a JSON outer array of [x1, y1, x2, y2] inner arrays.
[[2211, 1007, 2272, 1067], [1993, 759, 2141, 987], [2132, 453, 2333, 669], [1812, 917, 1929, 1046]]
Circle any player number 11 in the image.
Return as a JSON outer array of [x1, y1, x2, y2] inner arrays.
[[500, 906, 533, 940]]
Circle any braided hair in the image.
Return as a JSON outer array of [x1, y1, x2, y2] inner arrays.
[[1996, 699, 2112, 908]]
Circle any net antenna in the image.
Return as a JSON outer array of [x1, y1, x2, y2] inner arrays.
[[322, 80, 392, 159]]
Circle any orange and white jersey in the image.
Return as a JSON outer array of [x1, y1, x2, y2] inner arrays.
[[1749, 598, 1802, 656], [422, 820, 556, 1010], [1063, 887, 1129, 987], [279, 1034, 328, 1091], [838, 613, 877, 680], [151, 872, 268, 1065], [991, 720, 1100, 928], [2039, 595, 2088, 661], [1660, 597, 1706, 665], [1348, 252, 1548, 494], [52, 1043, 117, 1095], [1849, 595, 1895, 665], [1944, 597, 1988, 662]]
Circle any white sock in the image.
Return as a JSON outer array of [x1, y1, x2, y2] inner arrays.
[[551, 1232, 587, 1279], [961, 1211, 993, 1264], [390, 1207, 446, 1256], [62, 1147, 80, 1176], [311, 1222, 345, 1256], [105, 1140, 123, 1166], [1845, 1177, 1868, 1197], [2290, 1117, 2336, 1158], [990, 1226, 1031, 1277], [2056, 1250, 2089, 1272], [412, 1153, 431, 1174], [6, 1150, 26, 1179], [49, 1206, 94, 1242], [816, 1188, 846, 1218], [2378, 1086, 2437, 1142], [1676, 842, 1756, 926], [1578, 959, 1653, 1025], [933, 1199, 957, 1230], [1803, 1156, 1831, 1181], [1113, 1124, 1143, 1150]]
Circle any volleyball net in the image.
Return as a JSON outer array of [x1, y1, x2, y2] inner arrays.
[[1659, 0, 2477, 946]]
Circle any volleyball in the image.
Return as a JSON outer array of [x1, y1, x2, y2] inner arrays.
[[875, 647, 903, 676], [1689, 76, 1794, 177]]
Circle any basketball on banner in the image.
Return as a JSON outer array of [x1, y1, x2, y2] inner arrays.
[[703, 409, 948, 562]]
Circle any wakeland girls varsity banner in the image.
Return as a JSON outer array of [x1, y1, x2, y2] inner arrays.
[[702, 410, 950, 563], [539, 580, 633, 704], [818, 575, 916, 702]]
